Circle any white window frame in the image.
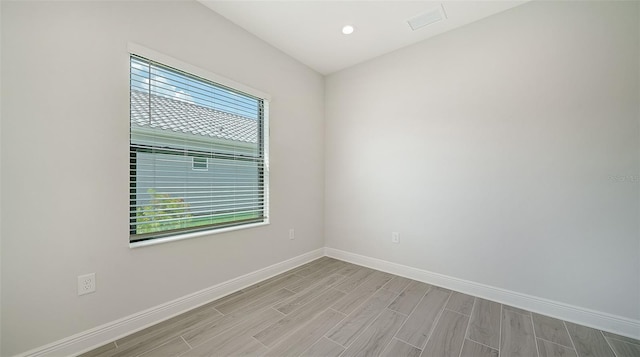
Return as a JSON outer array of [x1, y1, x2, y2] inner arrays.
[[128, 43, 270, 248]]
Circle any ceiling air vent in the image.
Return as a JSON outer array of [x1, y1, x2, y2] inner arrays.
[[407, 5, 447, 31]]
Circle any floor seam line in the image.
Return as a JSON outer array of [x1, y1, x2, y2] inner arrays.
[[466, 336, 498, 351], [535, 336, 576, 350], [536, 335, 573, 349], [390, 284, 432, 346], [180, 336, 192, 349], [528, 309, 541, 357], [601, 329, 621, 357], [393, 336, 423, 350], [420, 290, 451, 351], [604, 335, 640, 347]]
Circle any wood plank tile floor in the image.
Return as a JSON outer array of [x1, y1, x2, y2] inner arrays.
[[81, 257, 640, 357]]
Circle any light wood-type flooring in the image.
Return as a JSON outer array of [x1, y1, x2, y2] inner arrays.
[[81, 257, 640, 357]]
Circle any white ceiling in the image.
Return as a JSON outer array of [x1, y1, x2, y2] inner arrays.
[[200, 1, 529, 75]]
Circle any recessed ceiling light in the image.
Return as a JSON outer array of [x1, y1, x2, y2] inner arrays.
[[342, 25, 354, 35]]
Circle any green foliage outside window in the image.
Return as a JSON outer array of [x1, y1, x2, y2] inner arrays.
[[136, 189, 192, 234]]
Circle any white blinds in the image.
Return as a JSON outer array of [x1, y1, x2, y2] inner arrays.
[[129, 55, 267, 242]]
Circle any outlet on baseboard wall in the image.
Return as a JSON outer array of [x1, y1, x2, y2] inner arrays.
[[289, 228, 295, 240], [391, 232, 399, 244]]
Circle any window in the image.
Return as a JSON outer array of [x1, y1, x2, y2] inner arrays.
[[192, 157, 208, 171], [129, 52, 269, 244]]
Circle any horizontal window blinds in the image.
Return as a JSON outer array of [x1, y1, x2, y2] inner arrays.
[[129, 55, 267, 242]]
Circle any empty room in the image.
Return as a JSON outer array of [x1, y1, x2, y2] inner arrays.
[[1, 0, 638, 356]]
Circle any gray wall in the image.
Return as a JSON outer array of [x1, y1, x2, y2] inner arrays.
[[0, 1, 325, 355], [325, 1, 639, 321]]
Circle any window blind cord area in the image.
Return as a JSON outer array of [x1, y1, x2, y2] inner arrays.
[[129, 55, 267, 242]]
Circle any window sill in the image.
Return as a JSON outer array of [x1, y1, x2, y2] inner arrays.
[[129, 221, 270, 249]]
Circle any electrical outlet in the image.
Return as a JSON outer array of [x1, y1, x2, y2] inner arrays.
[[78, 273, 96, 296], [289, 228, 295, 240], [391, 232, 400, 244]]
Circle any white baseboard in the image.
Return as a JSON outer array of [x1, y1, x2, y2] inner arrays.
[[324, 247, 640, 340], [16, 248, 324, 357]]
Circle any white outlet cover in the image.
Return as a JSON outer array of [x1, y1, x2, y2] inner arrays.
[[392, 232, 400, 243], [78, 273, 96, 296]]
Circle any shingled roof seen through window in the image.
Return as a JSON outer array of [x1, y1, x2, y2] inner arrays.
[[130, 90, 258, 144]]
